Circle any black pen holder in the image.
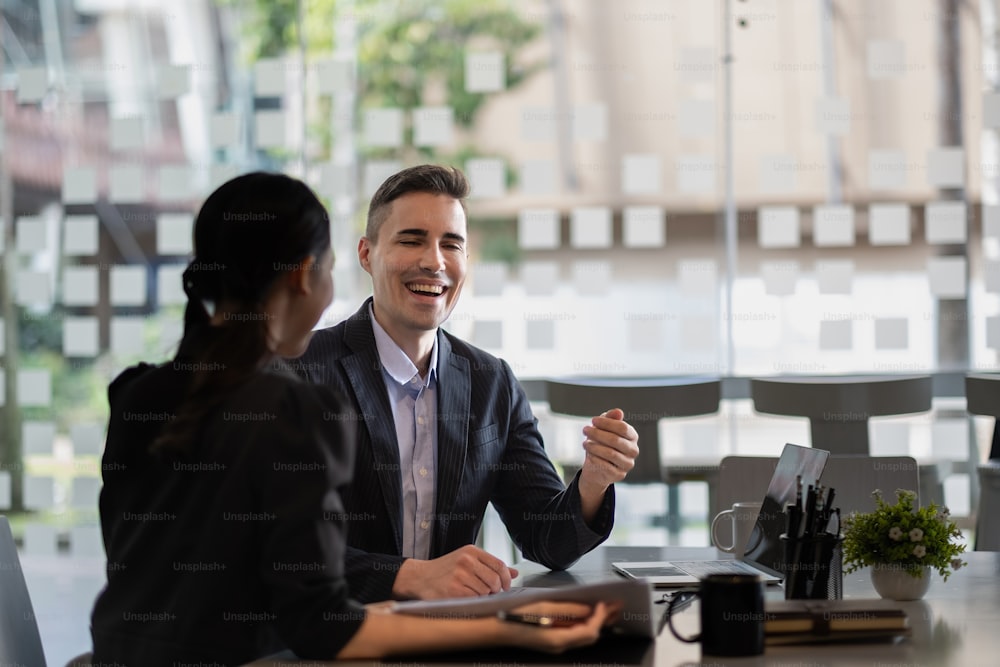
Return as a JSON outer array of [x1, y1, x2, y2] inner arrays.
[[780, 533, 843, 600]]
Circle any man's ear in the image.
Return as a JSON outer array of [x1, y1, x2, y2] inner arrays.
[[289, 255, 317, 293], [358, 237, 373, 274]]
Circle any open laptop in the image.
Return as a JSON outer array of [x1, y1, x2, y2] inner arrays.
[[613, 443, 829, 588]]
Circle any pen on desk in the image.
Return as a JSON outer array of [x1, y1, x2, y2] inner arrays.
[[496, 610, 576, 627]]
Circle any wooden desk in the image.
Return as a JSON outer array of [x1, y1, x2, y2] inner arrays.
[[248, 546, 1000, 666]]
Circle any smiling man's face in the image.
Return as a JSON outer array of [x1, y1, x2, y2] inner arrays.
[[359, 191, 468, 342]]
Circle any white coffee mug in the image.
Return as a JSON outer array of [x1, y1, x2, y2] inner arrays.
[[711, 501, 763, 558]]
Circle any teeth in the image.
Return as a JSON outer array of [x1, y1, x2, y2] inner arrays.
[[408, 283, 444, 295]]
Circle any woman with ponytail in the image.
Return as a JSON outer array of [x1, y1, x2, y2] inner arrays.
[[89, 173, 612, 666]]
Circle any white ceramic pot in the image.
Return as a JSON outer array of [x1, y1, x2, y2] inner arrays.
[[870, 563, 932, 601]]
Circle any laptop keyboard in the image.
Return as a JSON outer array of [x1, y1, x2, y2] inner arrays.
[[670, 560, 763, 578]]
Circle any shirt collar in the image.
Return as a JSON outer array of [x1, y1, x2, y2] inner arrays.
[[369, 303, 438, 386]]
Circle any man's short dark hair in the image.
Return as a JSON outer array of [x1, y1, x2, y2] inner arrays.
[[366, 164, 470, 242]]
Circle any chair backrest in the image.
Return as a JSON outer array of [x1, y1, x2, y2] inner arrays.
[[544, 378, 721, 484], [716, 455, 921, 520], [0, 516, 48, 667]]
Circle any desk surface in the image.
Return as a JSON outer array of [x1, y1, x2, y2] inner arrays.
[[249, 546, 1000, 667]]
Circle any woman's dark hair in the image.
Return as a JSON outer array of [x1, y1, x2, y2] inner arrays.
[[152, 172, 330, 458]]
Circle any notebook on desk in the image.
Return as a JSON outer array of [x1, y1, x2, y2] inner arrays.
[[613, 443, 830, 587]]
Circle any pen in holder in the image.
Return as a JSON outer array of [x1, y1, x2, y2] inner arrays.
[[780, 531, 844, 600]]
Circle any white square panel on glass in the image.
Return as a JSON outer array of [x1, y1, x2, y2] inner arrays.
[[679, 259, 716, 296], [679, 99, 714, 138], [23, 421, 56, 456], [71, 423, 104, 456], [520, 160, 556, 196], [621, 154, 661, 194], [875, 318, 909, 350], [466, 158, 505, 198], [0, 472, 9, 510], [988, 315, 1000, 349], [526, 320, 555, 350], [16, 66, 48, 103], [517, 208, 560, 250], [521, 107, 556, 142], [573, 104, 607, 141], [927, 147, 964, 188], [109, 163, 144, 203], [254, 110, 286, 149], [210, 112, 241, 148], [254, 57, 287, 97], [521, 261, 559, 296], [627, 318, 663, 352], [868, 150, 907, 190], [69, 525, 104, 556], [570, 207, 612, 248], [572, 260, 611, 296], [465, 52, 505, 92], [758, 155, 797, 194], [211, 164, 240, 190], [22, 523, 58, 556], [316, 57, 354, 94], [62, 166, 97, 204], [678, 47, 715, 82], [18, 370, 51, 407], [472, 320, 503, 349], [925, 201, 966, 244], [24, 478, 55, 513], [677, 156, 716, 193], [927, 256, 966, 299], [110, 266, 147, 306], [156, 213, 194, 255], [868, 204, 911, 245], [985, 260, 1000, 293], [932, 420, 969, 461], [363, 160, 402, 197], [761, 261, 798, 296], [758, 206, 800, 248], [15, 270, 51, 306], [110, 116, 143, 151], [158, 64, 191, 98], [413, 106, 454, 146], [157, 264, 187, 306], [63, 215, 99, 255], [867, 40, 905, 79], [62, 266, 99, 306], [364, 108, 404, 147], [819, 319, 852, 350], [816, 260, 854, 295], [158, 165, 193, 202], [813, 205, 855, 247], [985, 92, 1000, 128], [622, 206, 665, 248], [71, 477, 101, 510], [15, 216, 48, 254], [319, 163, 353, 198], [816, 96, 850, 135], [680, 317, 715, 352], [63, 316, 99, 357], [472, 262, 507, 297], [985, 204, 1000, 240], [110, 317, 145, 356]]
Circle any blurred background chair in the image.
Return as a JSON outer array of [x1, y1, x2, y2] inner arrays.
[[545, 377, 721, 538], [750, 375, 950, 508], [1, 516, 48, 667], [965, 373, 1000, 550], [715, 455, 921, 521]]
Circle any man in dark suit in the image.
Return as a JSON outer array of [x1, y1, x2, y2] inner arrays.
[[295, 165, 639, 603]]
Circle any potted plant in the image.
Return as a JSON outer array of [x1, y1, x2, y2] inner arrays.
[[842, 489, 967, 600]]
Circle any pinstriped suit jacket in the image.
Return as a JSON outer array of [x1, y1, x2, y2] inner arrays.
[[294, 299, 615, 603]]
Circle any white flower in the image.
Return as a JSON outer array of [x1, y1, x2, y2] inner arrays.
[[909, 528, 924, 542], [888, 526, 904, 541], [913, 545, 926, 558]]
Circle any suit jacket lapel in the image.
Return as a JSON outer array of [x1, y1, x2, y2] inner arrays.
[[341, 300, 403, 554], [433, 332, 470, 555]]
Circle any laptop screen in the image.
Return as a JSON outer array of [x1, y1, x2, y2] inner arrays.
[[741, 443, 829, 578]]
